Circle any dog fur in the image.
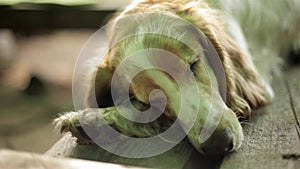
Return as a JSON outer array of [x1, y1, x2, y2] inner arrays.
[[54, 0, 300, 155]]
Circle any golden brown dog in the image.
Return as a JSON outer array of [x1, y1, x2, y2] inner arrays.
[[54, 0, 280, 156]]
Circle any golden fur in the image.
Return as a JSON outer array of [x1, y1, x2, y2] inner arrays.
[[104, 0, 268, 118], [54, 0, 278, 156]]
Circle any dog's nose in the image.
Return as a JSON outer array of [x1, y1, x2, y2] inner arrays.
[[201, 128, 234, 156]]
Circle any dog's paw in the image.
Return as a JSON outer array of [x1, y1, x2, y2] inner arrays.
[[53, 111, 82, 133], [53, 109, 109, 144], [53, 107, 166, 145]]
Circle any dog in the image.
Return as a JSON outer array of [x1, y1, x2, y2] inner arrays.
[[54, 0, 300, 156]]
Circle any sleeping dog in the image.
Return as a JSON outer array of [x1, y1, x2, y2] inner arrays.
[[54, 0, 300, 156]]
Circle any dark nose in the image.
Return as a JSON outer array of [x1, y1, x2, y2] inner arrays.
[[201, 128, 234, 156]]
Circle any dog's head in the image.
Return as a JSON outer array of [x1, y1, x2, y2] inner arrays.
[[87, 2, 267, 156]]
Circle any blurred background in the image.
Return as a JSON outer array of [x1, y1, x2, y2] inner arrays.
[[0, 0, 131, 153]]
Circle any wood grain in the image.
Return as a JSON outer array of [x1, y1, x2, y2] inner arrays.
[[221, 66, 300, 169]]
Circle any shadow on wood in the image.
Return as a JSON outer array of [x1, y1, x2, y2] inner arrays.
[[46, 133, 223, 169]]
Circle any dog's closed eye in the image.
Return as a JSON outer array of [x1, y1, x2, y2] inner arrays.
[[190, 59, 199, 73]]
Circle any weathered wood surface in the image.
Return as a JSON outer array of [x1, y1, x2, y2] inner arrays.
[[221, 66, 300, 169], [0, 149, 144, 169], [46, 133, 222, 169], [46, 67, 300, 169]]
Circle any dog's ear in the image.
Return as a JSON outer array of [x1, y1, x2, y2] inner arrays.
[[190, 13, 268, 118], [86, 66, 114, 108], [220, 34, 268, 117], [205, 29, 268, 118]]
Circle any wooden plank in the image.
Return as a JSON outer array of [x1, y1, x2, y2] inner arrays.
[[0, 0, 133, 29], [285, 66, 300, 159], [46, 133, 223, 169], [220, 66, 300, 169], [0, 7, 115, 29], [0, 149, 144, 169]]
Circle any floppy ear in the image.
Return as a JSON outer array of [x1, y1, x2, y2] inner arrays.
[[201, 28, 268, 118], [86, 66, 114, 108], [219, 34, 268, 118], [188, 8, 268, 118]]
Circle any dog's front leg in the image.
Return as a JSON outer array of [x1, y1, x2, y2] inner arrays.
[[53, 101, 171, 145]]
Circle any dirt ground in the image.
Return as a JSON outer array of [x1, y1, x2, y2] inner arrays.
[[0, 29, 98, 153]]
